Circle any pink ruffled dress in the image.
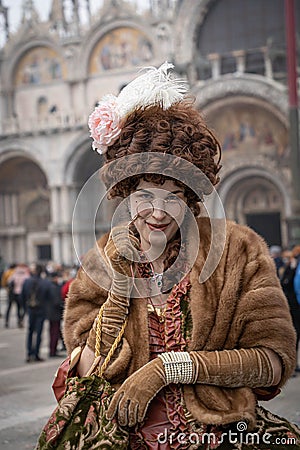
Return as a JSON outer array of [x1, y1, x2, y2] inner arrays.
[[129, 276, 197, 449]]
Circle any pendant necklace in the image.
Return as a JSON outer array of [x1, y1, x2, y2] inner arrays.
[[150, 272, 163, 290]]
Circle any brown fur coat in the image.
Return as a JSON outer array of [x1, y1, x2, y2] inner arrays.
[[64, 218, 296, 428]]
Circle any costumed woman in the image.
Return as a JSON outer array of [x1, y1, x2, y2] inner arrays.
[[63, 64, 299, 449]]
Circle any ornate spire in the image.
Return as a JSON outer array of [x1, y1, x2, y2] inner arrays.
[[69, 0, 80, 36], [100, 0, 136, 20], [85, 0, 91, 25], [21, 0, 39, 24], [49, 0, 66, 32]]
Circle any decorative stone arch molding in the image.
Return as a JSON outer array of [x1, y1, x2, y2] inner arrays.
[[64, 133, 100, 185], [79, 19, 159, 80], [193, 75, 291, 188], [0, 146, 51, 263], [64, 132, 112, 262], [2, 38, 66, 90], [191, 75, 292, 246], [194, 78, 290, 174], [0, 146, 49, 182], [174, 0, 214, 65], [218, 165, 292, 218], [193, 74, 288, 118], [63, 132, 109, 223], [216, 165, 291, 246]]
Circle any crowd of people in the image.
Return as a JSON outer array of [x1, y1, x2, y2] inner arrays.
[[0, 262, 77, 362], [270, 244, 300, 374], [0, 245, 299, 371]]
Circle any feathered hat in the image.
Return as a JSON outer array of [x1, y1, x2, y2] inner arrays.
[[88, 62, 221, 197], [88, 62, 188, 155]]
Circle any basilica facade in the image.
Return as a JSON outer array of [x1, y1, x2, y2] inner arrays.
[[0, 0, 299, 265]]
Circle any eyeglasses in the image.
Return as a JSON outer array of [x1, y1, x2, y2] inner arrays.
[[128, 198, 184, 228], [138, 198, 183, 217]]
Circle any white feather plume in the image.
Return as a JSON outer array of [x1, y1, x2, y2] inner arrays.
[[117, 62, 188, 117], [88, 62, 188, 154]]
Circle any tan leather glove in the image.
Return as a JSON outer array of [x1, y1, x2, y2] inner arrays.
[[87, 226, 140, 355], [106, 348, 274, 427], [190, 347, 275, 388], [105, 225, 140, 278], [106, 358, 166, 426]]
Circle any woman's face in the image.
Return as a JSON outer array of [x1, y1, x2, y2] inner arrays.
[[129, 179, 187, 252]]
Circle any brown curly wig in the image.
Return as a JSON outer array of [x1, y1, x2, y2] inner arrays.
[[101, 101, 222, 214], [99, 100, 221, 280]]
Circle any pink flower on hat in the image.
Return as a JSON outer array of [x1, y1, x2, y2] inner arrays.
[[88, 94, 121, 154]]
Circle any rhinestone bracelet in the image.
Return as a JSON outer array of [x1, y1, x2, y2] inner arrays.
[[158, 351, 194, 384]]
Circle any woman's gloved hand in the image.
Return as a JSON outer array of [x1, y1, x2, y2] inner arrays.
[[106, 346, 278, 427], [106, 358, 166, 426], [87, 226, 140, 356], [104, 226, 140, 277]]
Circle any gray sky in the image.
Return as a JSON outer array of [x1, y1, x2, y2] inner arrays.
[[3, 0, 148, 33], [4, 0, 52, 32]]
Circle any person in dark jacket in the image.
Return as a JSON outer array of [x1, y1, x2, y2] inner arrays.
[[48, 272, 64, 357], [21, 263, 52, 362], [270, 245, 284, 277]]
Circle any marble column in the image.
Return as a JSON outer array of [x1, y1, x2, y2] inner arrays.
[[262, 47, 273, 79], [207, 53, 221, 80], [68, 184, 81, 265], [232, 50, 245, 74], [50, 186, 62, 263], [60, 184, 73, 265]]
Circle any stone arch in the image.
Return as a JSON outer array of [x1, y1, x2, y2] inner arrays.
[[0, 152, 51, 263], [174, 0, 214, 65], [0, 147, 49, 182], [218, 166, 291, 246], [64, 134, 101, 185], [194, 0, 290, 57], [191, 77, 291, 245], [174, 0, 299, 73], [64, 136, 112, 260], [196, 86, 289, 169], [193, 74, 288, 116], [79, 20, 158, 79], [3, 39, 67, 90], [2, 40, 67, 120]]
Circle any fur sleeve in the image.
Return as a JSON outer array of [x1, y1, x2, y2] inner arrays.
[[231, 225, 296, 386], [63, 234, 111, 354]]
